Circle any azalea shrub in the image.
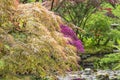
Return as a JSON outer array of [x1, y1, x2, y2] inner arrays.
[[60, 25, 84, 52]]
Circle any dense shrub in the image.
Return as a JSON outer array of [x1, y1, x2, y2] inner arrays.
[[0, 0, 81, 79]]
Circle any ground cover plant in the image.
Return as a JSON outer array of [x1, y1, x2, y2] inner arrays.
[[95, 53, 120, 70]]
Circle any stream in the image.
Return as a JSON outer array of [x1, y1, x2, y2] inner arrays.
[[58, 49, 120, 80], [57, 68, 120, 80]]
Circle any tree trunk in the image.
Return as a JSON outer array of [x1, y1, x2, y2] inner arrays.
[[103, 37, 110, 46], [96, 38, 101, 46], [51, 0, 54, 10], [36, 0, 39, 2]]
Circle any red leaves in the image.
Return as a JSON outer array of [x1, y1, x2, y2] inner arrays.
[[104, 8, 112, 12], [102, 7, 118, 18], [106, 11, 116, 18]]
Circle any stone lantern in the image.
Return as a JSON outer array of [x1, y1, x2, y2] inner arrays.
[[111, 23, 119, 29]]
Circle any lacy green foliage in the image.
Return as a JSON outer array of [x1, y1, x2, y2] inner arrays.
[[113, 5, 120, 18], [0, 1, 80, 79], [108, 29, 120, 40], [98, 53, 120, 70], [85, 12, 112, 46]]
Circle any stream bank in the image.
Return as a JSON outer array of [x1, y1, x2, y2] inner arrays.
[[58, 68, 120, 80], [56, 46, 120, 80], [79, 46, 120, 69]]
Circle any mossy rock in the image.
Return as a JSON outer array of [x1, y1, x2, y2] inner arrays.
[[83, 56, 100, 62], [84, 46, 113, 55]]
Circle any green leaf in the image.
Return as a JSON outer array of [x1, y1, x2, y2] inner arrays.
[[0, 60, 5, 70]]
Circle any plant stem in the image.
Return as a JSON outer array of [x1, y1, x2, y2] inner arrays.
[[103, 37, 110, 46], [51, 0, 54, 11]]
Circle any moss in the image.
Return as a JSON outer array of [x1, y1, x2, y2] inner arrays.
[[84, 46, 113, 55], [84, 56, 100, 62]]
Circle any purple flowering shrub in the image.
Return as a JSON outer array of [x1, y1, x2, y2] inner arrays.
[[60, 25, 84, 52]]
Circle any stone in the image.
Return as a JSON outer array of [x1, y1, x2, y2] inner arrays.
[[109, 76, 117, 80], [96, 74, 109, 80], [83, 68, 92, 75], [57, 70, 120, 80]]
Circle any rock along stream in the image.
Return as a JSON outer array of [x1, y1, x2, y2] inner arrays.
[[57, 49, 120, 80], [57, 68, 120, 80]]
